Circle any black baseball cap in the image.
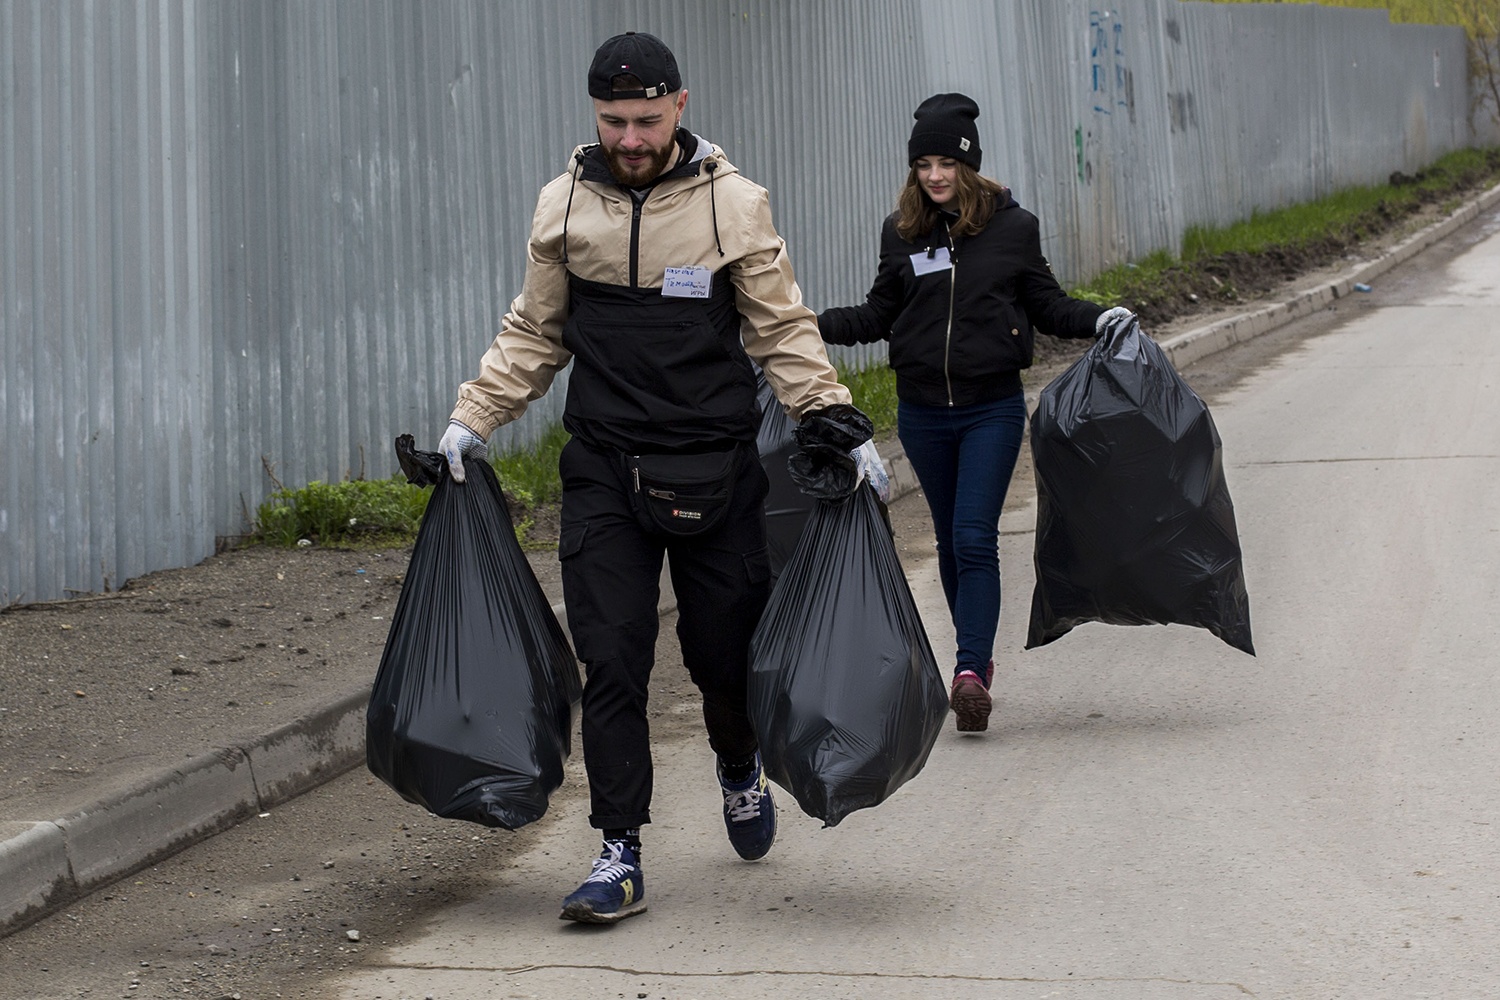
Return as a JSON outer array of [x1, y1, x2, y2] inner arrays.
[[588, 31, 681, 100]]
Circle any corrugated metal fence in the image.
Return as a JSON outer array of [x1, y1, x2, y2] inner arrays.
[[0, 0, 1484, 603]]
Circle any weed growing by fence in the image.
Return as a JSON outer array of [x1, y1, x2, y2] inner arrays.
[[255, 477, 430, 547]]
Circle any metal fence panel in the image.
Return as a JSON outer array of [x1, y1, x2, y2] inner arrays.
[[1, 0, 1488, 603]]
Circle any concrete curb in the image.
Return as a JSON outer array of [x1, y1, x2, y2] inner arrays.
[[5, 179, 1498, 938], [0, 693, 370, 936], [1162, 179, 1500, 371]]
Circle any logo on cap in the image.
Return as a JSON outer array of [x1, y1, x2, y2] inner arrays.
[[959, 138, 971, 151]]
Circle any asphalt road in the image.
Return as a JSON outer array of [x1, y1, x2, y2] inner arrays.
[[334, 206, 1500, 997], [4, 203, 1498, 1000]]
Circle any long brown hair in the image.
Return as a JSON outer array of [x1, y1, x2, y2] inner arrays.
[[895, 161, 1004, 242]]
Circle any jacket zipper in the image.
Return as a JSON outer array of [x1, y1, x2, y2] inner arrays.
[[942, 225, 957, 405], [629, 195, 644, 288]]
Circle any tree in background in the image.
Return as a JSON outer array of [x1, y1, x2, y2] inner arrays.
[[1451, 0, 1500, 126]]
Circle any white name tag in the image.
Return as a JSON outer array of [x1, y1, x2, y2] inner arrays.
[[909, 247, 953, 277], [662, 265, 713, 299]]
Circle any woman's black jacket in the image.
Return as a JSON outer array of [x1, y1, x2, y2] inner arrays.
[[818, 189, 1103, 408]]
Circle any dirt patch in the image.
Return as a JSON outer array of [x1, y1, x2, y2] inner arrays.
[[0, 545, 563, 824]]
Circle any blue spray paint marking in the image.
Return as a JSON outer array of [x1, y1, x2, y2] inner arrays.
[[1090, 10, 1127, 115]]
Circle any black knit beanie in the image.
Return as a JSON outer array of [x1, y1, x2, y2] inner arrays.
[[908, 93, 982, 170]]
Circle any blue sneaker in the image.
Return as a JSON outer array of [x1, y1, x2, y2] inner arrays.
[[558, 840, 646, 924], [718, 754, 776, 861]]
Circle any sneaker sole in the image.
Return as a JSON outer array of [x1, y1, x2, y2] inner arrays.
[[559, 898, 648, 924], [951, 688, 992, 733], [730, 825, 775, 862]]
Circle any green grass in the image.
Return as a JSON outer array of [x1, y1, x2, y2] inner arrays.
[[1068, 249, 1177, 308], [254, 476, 431, 548], [1182, 149, 1496, 257], [494, 422, 569, 507], [1071, 146, 1500, 306], [252, 424, 571, 549], [839, 362, 899, 439], [1193, 0, 1459, 26]]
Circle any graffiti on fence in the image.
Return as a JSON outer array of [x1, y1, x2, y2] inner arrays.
[[1090, 8, 1133, 122]]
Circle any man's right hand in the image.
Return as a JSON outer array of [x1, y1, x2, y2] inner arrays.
[[788, 403, 877, 499], [438, 420, 488, 483]]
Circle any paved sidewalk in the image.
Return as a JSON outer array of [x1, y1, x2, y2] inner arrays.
[[4, 179, 1497, 938]]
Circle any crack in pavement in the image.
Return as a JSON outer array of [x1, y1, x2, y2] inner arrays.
[[361, 961, 1257, 995], [1243, 454, 1499, 465]]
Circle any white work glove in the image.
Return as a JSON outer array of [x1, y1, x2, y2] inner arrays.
[[438, 420, 488, 483], [1095, 306, 1135, 337], [853, 439, 891, 503]]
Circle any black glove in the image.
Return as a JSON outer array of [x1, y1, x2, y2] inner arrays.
[[788, 403, 875, 500]]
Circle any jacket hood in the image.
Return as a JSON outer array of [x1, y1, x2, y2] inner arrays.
[[558, 130, 738, 265], [571, 130, 733, 190]]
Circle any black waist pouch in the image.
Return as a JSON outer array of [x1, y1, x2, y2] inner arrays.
[[627, 447, 739, 537]]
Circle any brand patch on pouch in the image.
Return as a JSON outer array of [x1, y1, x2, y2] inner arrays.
[[662, 265, 712, 298], [672, 508, 703, 521]]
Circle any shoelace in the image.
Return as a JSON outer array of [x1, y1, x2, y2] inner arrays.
[[584, 844, 635, 885], [723, 784, 764, 824]]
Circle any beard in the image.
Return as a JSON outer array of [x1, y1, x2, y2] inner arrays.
[[600, 135, 677, 187]]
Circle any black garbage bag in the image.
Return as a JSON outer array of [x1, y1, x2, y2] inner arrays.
[[366, 434, 582, 829], [748, 483, 948, 827], [1027, 317, 1254, 654], [755, 371, 815, 584]]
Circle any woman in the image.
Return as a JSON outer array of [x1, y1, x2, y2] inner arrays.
[[818, 93, 1129, 733]]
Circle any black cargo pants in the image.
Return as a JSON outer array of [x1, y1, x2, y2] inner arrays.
[[557, 436, 772, 830]]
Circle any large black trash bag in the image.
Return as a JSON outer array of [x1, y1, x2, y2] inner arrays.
[[366, 434, 583, 829], [1027, 317, 1254, 654], [748, 484, 948, 827], [755, 371, 815, 583]]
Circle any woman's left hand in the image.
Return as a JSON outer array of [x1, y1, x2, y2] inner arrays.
[[1095, 306, 1135, 337]]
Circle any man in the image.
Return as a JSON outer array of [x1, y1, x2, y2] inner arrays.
[[438, 31, 875, 924]]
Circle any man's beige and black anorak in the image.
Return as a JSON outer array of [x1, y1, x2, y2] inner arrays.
[[451, 132, 850, 455]]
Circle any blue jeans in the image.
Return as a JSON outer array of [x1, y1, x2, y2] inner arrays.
[[898, 393, 1027, 678]]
